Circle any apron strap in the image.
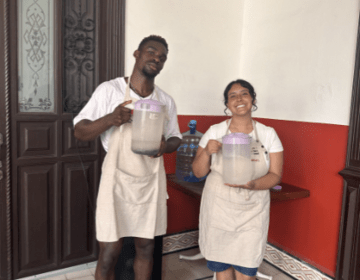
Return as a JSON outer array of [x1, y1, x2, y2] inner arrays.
[[225, 118, 259, 142]]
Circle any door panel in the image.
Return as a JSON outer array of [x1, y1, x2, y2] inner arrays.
[[18, 164, 57, 272], [62, 121, 96, 155], [62, 160, 97, 264], [18, 121, 57, 158]]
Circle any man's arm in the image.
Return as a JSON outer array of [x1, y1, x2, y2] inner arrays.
[[152, 136, 181, 158], [74, 100, 132, 142]]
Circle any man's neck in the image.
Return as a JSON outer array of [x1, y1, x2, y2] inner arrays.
[[127, 72, 155, 98]]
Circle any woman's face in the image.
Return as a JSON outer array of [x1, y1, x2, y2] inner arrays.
[[226, 83, 253, 117]]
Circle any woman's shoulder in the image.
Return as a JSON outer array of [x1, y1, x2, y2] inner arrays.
[[255, 120, 283, 152], [254, 120, 277, 135], [208, 120, 228, 133]]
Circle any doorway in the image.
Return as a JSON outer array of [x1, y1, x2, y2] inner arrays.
[[0, 1, 125, 279]]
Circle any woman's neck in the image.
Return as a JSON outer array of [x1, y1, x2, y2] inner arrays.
[[228, 115, 253, 134]]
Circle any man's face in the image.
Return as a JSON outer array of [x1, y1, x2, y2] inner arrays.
[[134, 41, 168, 78]]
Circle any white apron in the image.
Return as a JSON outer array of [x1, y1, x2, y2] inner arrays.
[[95, 81, 167, 242], [199, 119, 270, 268]]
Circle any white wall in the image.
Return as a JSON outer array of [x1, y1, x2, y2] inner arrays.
[[124, 0, 244, 116], [125, 0, 359, 125], [239, 0, 359, 125]]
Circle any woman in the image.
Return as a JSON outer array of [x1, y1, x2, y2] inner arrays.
[[192, 79, 283, 280]]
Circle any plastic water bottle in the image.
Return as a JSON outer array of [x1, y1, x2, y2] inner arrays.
[[176, 120, 207, 182]]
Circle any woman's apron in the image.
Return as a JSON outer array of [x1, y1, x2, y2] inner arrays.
[[95, 81, 167, 242], [199, 119, 270, 268]]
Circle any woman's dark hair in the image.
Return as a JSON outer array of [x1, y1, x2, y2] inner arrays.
[[223, 79, 257, 114]]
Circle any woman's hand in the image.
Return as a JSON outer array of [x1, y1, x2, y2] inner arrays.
[[204, 140, 222, 156], [225, 180, 256, 189], [192, 140, 221, 178]]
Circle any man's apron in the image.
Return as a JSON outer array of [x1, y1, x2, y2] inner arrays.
[[199, 119, 270, 268], [95, 81, 167, 242]]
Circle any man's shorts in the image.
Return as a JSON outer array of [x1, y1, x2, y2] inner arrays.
[[207, 260, 258, 277]]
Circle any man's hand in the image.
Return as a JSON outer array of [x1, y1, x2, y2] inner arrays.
[[108, 100, 132, 126], [151, 136, 167, 158]]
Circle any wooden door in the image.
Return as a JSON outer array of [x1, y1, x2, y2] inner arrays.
[[0, 0, 125, 279], [336, 9, 360, 280]]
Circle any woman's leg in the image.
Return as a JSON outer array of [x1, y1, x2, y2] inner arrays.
[[216, 267, 235, 280], [234, 269, 256, 280]]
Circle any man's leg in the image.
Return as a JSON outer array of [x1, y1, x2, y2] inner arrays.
[[95, 239, 123, 280], [133, 237, 155, 280]]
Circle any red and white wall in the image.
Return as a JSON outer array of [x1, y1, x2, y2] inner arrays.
[[124, 0, 360, 277]]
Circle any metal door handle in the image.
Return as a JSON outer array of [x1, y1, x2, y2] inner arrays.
[[0, 170, 3, 181]]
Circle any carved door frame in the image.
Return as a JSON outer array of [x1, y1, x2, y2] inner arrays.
[[0, 1, 12, 279]]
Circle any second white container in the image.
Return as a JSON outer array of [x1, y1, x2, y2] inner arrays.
[[222, 133, 252, 185]]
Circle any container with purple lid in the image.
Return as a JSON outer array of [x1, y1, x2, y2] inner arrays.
[[222, 133, 253, 185], [131, 99, 166, 156], [134, 99, 164, 112]]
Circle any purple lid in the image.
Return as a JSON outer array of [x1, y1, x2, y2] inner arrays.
[[222, 133, 251, 145], [134, 99, 165, 113], [272, 185, 282, 191]]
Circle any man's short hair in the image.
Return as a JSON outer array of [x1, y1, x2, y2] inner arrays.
[[138, 35, 169, 52]]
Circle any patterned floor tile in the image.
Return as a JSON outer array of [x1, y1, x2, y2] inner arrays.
[[163, 231, 199, 254], [264, 244, 332, 280]]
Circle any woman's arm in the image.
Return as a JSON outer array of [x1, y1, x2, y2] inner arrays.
[[192, 140, 222, 178], [249, 151, 283, 190], [225, 151, 283, 190]]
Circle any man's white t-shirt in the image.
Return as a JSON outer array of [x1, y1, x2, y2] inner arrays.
[[199, 120, 283, 168], [73, 77, 182, 151]]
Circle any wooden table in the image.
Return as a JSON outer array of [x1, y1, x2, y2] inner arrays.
[[167, 173, 310, 202]]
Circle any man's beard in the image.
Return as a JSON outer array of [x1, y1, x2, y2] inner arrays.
[[142, 67, 158, 78]]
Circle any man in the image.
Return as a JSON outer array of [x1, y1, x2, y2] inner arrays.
[[74, 35, 182, 280]]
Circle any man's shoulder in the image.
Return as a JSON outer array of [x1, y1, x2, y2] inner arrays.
[[155, 85, 175, 103], [93, 77, 126, 99], [100, 77, 125, 91]]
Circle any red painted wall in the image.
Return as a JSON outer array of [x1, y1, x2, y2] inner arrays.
[[165, 115, 348, 277], [257, 118, 348, 277]]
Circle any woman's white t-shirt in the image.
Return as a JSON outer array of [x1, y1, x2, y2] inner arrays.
[[199, 120, 283, 168]]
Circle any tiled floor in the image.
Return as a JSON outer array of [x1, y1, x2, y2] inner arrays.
[[22, 247, 294, 280], [162, 247, 294, 280], [16, 262, 97, 280]]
